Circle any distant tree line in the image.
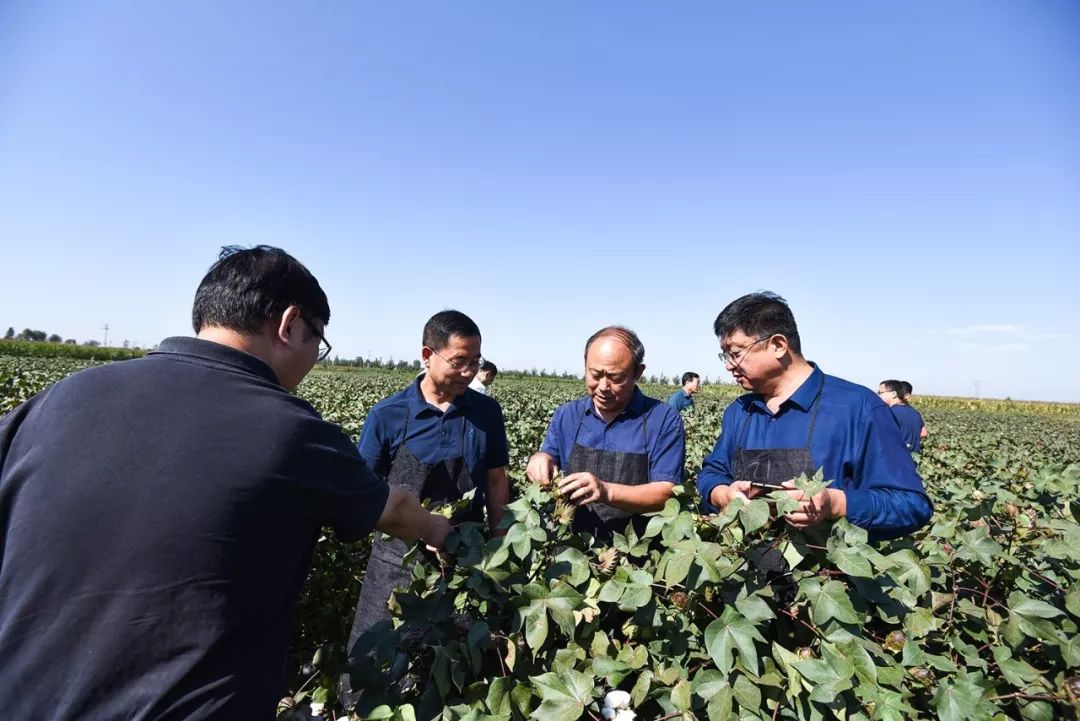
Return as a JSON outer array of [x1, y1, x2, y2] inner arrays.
[[325, 354, 714, 385], [2, 327, 140, 349]]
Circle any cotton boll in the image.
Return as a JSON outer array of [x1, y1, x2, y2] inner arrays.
[[604, 690, 632, 709]]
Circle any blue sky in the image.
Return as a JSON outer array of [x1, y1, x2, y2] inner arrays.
[[1, 1, 1078, 401]]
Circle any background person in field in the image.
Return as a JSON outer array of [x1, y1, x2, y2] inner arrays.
[[526, 326, 686, 541], [468, 359, 498, 395], [900, 380, 929, 443], [0, 246, 450, 721], [343, 311, 510, 692], [696, 292, 932, 541], [879, 379, 927, 452], [667, 371, 700, 412]]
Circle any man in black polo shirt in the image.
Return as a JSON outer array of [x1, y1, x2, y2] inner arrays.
[[0, 246, 449, 721]]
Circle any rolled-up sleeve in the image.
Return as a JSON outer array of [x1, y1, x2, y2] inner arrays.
[[539, 403, 570, 467], [844, 404, 933, 541], [696, 403, 740, 512], [648, 406, 685, 483]]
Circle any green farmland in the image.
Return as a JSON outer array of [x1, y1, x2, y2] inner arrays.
[[2, 356, 1079, 721]]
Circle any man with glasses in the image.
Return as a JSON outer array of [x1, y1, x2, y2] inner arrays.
[[696, 292, 931, 541], [0, 246, 451, 721], [878, 379, 926, 452], [342, 310, 510, 701]]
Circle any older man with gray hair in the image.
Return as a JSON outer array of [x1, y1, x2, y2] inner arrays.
[[526, 326, 686, 541]]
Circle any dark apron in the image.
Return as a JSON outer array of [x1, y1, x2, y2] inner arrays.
[[346, 411, 478, 654], [733, 372, 825, 604], [564, 403, 651, 541]]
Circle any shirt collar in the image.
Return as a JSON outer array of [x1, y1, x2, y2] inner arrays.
[[150, 336, 280, 386], [408, 373, 469, 418], [747, 363, 823, 414], [785, 363, 823, 411], [585, 386, 646, 419]]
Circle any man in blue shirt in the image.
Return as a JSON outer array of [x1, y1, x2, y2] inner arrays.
[[879, 379, 927, 452], [526, 326, 686, 540], [345, 311, 511, 677], [667, 372, 700, 412], [696, 292, 932, 541], [0, 246, 450, 721]]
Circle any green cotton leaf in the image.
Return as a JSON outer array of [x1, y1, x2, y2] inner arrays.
[[735, 594, 776, 623], [1020, 701, 1057, 721], [1060, 634, 1080, 667], [530, 670, 594, 721], [660, 547, 694, 586], [780, 539, 806, 570], [738, 499, 772, 535], [932, 672, 997, 721], [1066, 587, 1080, 618], [670, 679, 692, 712], [521, 602, 548, 654], [800, 578, 862, 625], [592, 655, 633, 686], [1008, 591, 1065, 620], [704, 609, 767, 675], [836, 639, 878, 687], [904, 606, 942, 638], [486, 677, 513, 719], [732, 673, 761, 713], [619, 569, 654, 611], [954, 527, 1004, 567], [549, 547, 590, 586], [884, 549, 932, 598], [662, 514, 695, 542], [643, 514, 667, 538], [827, 541, 874, 578], [630, 670, 653, 707], [706, 681, 734, 720], [467, 621, 492, 650], [991, 646, 1045, 688]]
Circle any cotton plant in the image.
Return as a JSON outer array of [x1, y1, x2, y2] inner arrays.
[[601, 690, 636, 721]]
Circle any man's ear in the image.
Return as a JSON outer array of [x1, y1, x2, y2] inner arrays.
[[275, 306, 303, 345], [634, 364, 646, 382], [768, 334, 789, 358]]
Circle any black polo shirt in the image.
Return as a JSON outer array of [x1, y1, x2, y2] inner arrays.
[[0, 337, 388, 720]]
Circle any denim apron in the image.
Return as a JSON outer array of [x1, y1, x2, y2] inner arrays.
[[733, 372, 825, 604], [564, 403, 651, 541], [346, 411, 478, 654]]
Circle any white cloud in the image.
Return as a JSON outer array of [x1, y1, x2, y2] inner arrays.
[[951, 342, 1030, 352]]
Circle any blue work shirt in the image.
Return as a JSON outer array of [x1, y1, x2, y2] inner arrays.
[[540, 387, 685, 483], [358, 375, 510, 499], [667, 389, 695, 412], [696, 365, 932, 541], [890, 404, 925, 452]]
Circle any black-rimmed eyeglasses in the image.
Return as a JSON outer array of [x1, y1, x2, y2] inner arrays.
[[430, 348, 483, 373], [718, 336, 770, 366], [302, 315, 332, 362]]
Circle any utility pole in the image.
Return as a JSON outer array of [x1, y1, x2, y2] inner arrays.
[[102, 323, 109, 347], [973, 379, 981, 399]]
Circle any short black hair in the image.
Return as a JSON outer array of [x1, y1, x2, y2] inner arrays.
[[422, 310, 481, 351], [480, 360, 498, 376], [192, 246, 329, 334], [713, 291, 802, 356], [880, 379, 905, 396], [901, 380, 913, 396], [584, 326, 645, 370], [681, 372, 699, 386]]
